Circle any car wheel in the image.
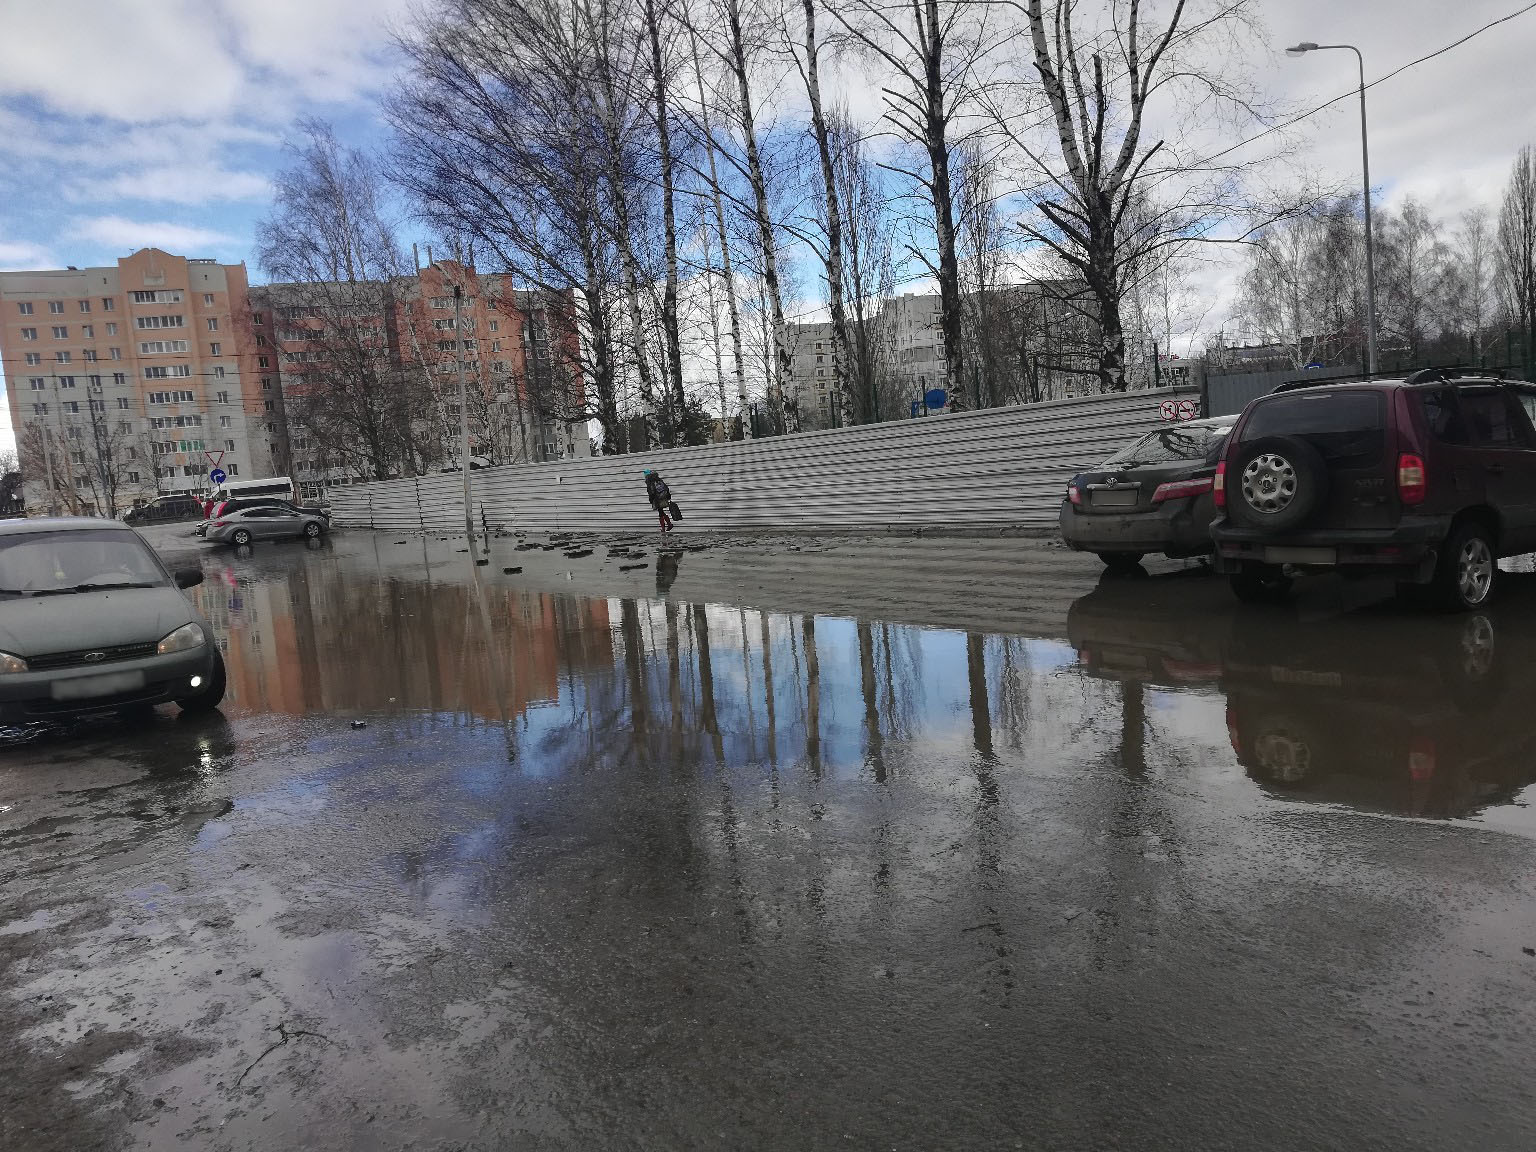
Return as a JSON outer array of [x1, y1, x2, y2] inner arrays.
[[230, 529, 252, 547], [176, 649, 226, 713], [1226, 436, 1327, 533], [1096, 551, 1145, 573], [303, 521, 321, 539], [1229, 562, 1293, 604], [1432, 520, 1496, 612]]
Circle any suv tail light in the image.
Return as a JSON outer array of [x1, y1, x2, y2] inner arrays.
[[1151, 477, 1213, 504], [1213, 459, 1227, 508], [1398, 453, 1427, 505]]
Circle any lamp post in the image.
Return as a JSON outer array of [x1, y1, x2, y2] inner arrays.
[[1287, 41, 1378, 375]]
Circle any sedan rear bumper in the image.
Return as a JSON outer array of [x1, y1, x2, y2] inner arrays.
[[1059, 499, 1216, 558]]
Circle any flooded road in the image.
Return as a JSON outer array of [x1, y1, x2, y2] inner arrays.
[[3, 532, 1536, 1150]]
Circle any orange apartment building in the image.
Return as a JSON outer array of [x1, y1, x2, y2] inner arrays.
[[0, 248, 283, 515]]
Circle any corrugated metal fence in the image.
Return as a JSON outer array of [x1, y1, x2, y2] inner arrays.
[[330, 388, 1178, 534]]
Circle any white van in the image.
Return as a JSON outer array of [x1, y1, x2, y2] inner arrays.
[[209, 476, 295, 505]]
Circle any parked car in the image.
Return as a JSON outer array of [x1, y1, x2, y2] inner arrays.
[[122, 494, 204, 526], [204, 505, 329, 547], [0, 518, 225, 721], [196, 497, 328, 537], [1060, 416, 1236, 570], [1211, 368, 1536, 609]]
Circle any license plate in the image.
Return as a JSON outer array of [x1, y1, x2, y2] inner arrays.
[[50, 670, 146, 701], [1263, 546, 1336, 565], [1092, 489, 1139, 508]]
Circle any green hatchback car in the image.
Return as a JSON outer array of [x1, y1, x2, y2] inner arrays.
[[0, 518, 226, 722]]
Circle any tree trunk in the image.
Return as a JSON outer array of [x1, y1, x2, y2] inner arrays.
[[645, 0, 688, 433], [800, 0, 853, 426], [921, 0, 966, 400]]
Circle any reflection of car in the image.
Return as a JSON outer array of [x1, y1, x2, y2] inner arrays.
[[1066, 570, 1536, 820], [122, 494, 204, 526], [196, 497, 328, 537], [205, 506, 329, 547], [0, 518, 225, 720], [1061, 417, 1235, 570], [1212, 370, 1536, 609]]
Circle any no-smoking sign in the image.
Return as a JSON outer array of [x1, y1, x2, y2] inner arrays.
[[1158, 398, 1200, 421]]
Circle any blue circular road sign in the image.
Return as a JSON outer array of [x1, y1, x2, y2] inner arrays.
[[208, 468, 227, 485]]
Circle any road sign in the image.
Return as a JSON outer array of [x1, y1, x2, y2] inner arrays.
[[1176, 398, 1198, 420], [1158, 400, 1177, 420], [910, 401, 922, 418], [208, 467, 227, 485], [204, 449, 224, 467], [924, 387, 948, 410]]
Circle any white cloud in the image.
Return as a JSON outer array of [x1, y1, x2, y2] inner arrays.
[[65, 215, 241, 254], [86, 166, 273, 206], [0, 240, 56, 271]]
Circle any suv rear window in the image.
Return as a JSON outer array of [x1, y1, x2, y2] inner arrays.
[[1241, 390, 1386, 466], [1104, 424, 1232, 466]]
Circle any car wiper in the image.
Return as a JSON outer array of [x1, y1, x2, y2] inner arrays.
[[70, 581, 160, 592]]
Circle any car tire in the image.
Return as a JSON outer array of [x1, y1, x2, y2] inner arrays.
[[1226, 436, 1327, 534], [303, 521, 322, 539], [1431, 519, 1497, 612], [230, 529, 252, 547], [1229, 562, 1293, 604], [1097, 551, 1145, 573], [176, 649, 226, 713]]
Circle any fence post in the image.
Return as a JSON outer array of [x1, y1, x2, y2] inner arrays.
[[368, 491, 375, 532], [415, 477, 424, 534]]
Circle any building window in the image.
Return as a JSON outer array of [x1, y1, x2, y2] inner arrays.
[[146, 389, 195, 404], [261, 377, 271, 391], [117, 397, 130, 410], [224, 439, 235, 451], [430, 296, 453, 309], [252, 312, 263, 325], [110, 348, 121, 360], [27, 377, 43, 390], [105, 322, 117, 336], [58, 376, 75, 388], [138, 340, 189, 354], [55, 351, 70, 364], [210, 342, 221, 356], [88, 375, 101, 388], [257, 335, 266, 347], [82, 350, 97, 362], [120, 422, 133, 435], [220, 416, 231, 428], [24, 352, 40, 366], [78, 300, 91, 313], [102, 298, 114, 311], [20, 328, 35, 340], [112, 372, 126, 386], [89, 398, 105, 412], [32, 403, 47, 415], [135, 314, 185, 330], [63, 401, 79, 414], [82, 324, 94, 338], [132, 290, 182, 304], [203, 293, 215, 306], [229, 463, 238, 476], [214, 365, 225, 378], [206, 317, 218, 332], [216, 390, 229, 403], [48, 301, 64, 314], [143, 365, 192, 379], [258, 355, 270, 369], [489, 320, 499, 333], [263, 400, 274, 412], [17, 301, 33, 315], [51, 325, 67, 339]]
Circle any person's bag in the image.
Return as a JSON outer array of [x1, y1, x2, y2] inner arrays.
[[668, 500, 683, 522]]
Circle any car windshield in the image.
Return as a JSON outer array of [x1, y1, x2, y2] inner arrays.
[[1103, 424, 1231, 466], [0, 529, 168, 596]]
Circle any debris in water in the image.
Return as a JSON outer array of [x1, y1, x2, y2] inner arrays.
[[564, 548, 593, 559], [475, 558, 489, 566], [620, 562, 649, 571], [503, 566, 522, 575], [350, 720, 367, 730]]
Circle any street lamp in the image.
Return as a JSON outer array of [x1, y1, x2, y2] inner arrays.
[[1287, 41, 1378, 375]]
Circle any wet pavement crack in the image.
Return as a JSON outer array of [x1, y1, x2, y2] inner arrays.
[[235, 1022, 334, 1088]]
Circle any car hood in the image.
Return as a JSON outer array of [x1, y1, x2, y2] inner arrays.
[[0, 586, 200, 657]]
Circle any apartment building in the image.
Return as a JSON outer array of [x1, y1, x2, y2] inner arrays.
[[785, 320, 840, 430], [253, 259, 588, 498], [0, 248, 278, 515]]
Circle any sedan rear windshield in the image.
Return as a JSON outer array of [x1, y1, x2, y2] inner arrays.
[[1240, 390, 1386, 465], [0, 529, 169, 597], [1104, 424, 1232, 466]]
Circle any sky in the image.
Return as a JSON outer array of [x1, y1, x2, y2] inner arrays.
[[1, 0, 1534, 455]]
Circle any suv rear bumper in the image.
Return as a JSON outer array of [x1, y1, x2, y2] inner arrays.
[[1211, 516, 1451, 578]]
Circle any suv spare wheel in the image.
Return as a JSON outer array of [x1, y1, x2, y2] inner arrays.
[[1227, 435, 1328, 533]]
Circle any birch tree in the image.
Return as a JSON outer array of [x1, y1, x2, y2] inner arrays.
[[1499, 145, 1536, 376]]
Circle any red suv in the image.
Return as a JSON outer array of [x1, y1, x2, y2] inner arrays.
[[1210, 369, 1536, 610]]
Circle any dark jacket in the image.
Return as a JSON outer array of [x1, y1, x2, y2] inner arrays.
[[645, 475, 671, 508]]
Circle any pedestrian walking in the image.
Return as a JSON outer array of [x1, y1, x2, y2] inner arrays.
[[644, 469, 674, 533]]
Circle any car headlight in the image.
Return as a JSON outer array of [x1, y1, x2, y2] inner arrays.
[[0, 651, 28, 674], [157, 622, 206, 655]]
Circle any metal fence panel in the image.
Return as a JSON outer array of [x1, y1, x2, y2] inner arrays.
[[1206, 366, 1363, 417], [330, 389, 1181, 534]]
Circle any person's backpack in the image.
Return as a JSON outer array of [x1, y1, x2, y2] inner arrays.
[[656, 480, 671, 503]]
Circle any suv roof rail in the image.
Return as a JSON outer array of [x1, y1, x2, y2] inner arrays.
[[1402, 366, 1507, 385]]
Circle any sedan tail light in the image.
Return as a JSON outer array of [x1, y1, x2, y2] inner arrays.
[[1151, 476, 1214, 504], [1398, 453, 1427, 505], [1067, 483, 1082, 506], [1213, 459, 1227, 508]]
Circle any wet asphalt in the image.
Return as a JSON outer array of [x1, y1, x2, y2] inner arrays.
[[3, 528, 1536, 1151]]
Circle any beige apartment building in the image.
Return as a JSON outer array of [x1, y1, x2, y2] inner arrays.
[[0, 248, 279, 516]]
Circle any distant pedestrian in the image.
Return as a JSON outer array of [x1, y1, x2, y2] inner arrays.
[[644, 469, 673, 533]]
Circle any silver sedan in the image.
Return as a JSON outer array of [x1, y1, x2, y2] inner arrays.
[[205, 506, 328, 547]]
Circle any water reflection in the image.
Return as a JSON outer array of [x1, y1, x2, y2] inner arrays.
[[193, 543, 1536, 827]]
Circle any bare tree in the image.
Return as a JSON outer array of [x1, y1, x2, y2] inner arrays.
[[954, 140, 1007, 406], [832, 109, 896, 423], [1499, 145, 1536, 376], [1455, 207, 1496, 363], [1376, 196, 1453, 365], [1011, 0, 1275, 392], [641, 0, 690, 436]]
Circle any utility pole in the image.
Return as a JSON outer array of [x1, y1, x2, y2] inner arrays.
[[453, 283, 474, 546]]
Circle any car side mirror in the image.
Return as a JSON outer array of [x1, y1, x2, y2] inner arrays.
[[174, 567, 203, 590]]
